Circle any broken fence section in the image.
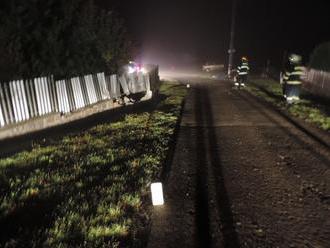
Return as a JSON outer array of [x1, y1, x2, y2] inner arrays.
[[0, 69, 158, 128]]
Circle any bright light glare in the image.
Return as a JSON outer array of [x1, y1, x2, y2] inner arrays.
[[128, 66, 136, 74], [151, 182, 164, 206]]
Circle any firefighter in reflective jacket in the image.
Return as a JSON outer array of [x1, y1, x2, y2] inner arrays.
[[236, 57, 250, 87], [282, 54, 304, 103]]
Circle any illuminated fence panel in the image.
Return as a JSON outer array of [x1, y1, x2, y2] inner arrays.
[[0, 67, 160, 129], [62, 80, 71, 113], [127, 73, 137, 94], [85, 75, 98, 104], [144, 74, 151, 92], [0, 84, 9, 126], [71, 77, 85, 110], [48, 77, 59, 113], [92, 75, 102, 102], [110, 74, 121, 99], [26, 79, 38, 118], [14, 80, 25, 121], [2, 83, 15, 124], [137, 72, 147, 93], [97, 72, 110, 100], [76, 77, 86, 108], [119, 75, 130, 95], [35, 79, 42, 116], [79, 76, 90, 106], [9, 81, 19, 122], [0, 99, 5, 127], [9, 81, 22, 123], [42, 78, 52, 114], [19, 80, 30, 121], [56, 80, 71, 114], [37, 78, 44, 115]]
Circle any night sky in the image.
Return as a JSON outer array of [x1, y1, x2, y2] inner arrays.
[[100, 0, 330, 69]]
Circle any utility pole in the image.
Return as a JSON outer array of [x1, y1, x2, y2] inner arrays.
[[227, 0, 237, 77]]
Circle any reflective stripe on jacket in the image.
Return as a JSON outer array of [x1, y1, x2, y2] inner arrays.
[[284, 65, 304, 85], [237, 62, 250, 75]]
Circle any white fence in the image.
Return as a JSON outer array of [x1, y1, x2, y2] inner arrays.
[[303, 68, 330, 98], [0, 68, 158, 128]]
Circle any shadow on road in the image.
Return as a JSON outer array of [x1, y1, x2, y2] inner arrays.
[[194, 86, 240, 248]]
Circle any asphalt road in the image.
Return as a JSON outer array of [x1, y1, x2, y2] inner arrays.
[[147, 78, 330, 248]]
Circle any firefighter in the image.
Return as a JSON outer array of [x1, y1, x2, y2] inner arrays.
[[236, 57, 250, 88], [282, 54, 304, 103]]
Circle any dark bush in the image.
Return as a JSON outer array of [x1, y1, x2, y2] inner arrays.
[[309, 42, 330, 72], [0, 0, 131, 81]]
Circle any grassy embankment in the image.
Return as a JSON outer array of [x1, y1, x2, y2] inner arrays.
[[247, 78, 330, 131], [0, 82, 187, 247]]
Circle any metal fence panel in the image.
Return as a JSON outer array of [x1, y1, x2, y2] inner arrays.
[[3, 83, 14, 124], [85, 75, 98, 104], [0, 84, 9, 126], [40, 78, 47, 114], [49, 76, 58, 113], [137, 72, 147, 93], [34, 78, 44, 116], [92, 74, 102, 102], [119, 75, 130, 95], [71, 77, 85, 110], [1, 67, 159, 129], [110, 74, 121, 99], [43, 77, 52, 114], [303, 69, 330, 98], [66, 79, 76, 111], [56, 80, 71, 113], [79, 76, 89, 106], [97, 72, 110, 100], [16, 80, 26, 121], [19, 80, 30, 121], [9, 81, 21, 122], [0, 95, 4, 127]]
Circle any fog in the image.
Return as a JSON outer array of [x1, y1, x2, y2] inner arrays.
[[105, 0, 330, 71]]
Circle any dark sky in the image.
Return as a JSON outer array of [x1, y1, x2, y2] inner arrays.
[[100, 0, 330, 69]]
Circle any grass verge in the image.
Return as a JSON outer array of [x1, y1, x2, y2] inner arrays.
[[247, 78, 330, 131], [0, 81, 187, 247]]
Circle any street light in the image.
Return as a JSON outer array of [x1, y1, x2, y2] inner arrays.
[[227, 0, 237, 77]]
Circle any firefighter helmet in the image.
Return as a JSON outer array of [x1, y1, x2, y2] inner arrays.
[[242, 56, 248, 62], [289, 54, 302, 64]]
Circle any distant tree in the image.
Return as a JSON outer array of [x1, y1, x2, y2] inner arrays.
[[0, 0, 131, 81], [309, 42, 330, 72]]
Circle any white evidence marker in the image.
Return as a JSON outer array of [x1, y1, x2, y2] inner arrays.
[[151, 182, 164, 206]]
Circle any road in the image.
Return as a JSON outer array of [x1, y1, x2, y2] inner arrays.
[[147, 78, 330, 248]]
